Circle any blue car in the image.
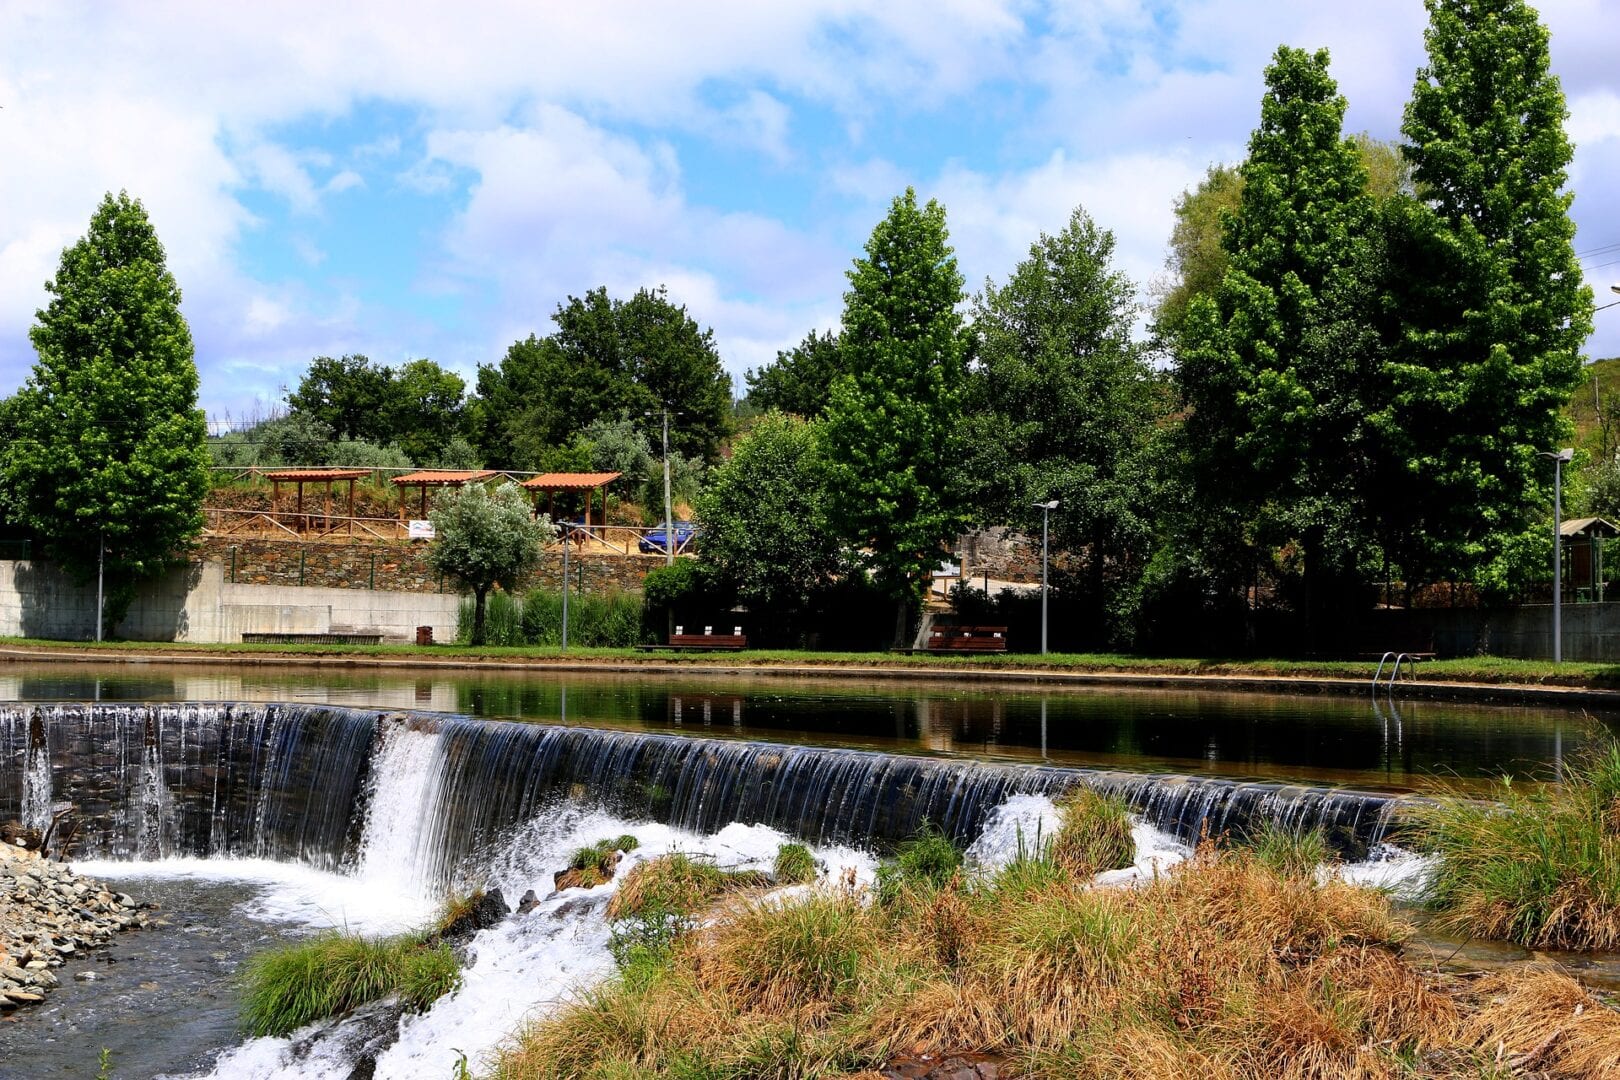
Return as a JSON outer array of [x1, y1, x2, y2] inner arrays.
[[638, 522, 697, 554]]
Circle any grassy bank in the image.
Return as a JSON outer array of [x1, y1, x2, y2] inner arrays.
[[3, 635, 1619, 691], [1406, 739, 1620, 951], [492, 801, 1620, 1079]]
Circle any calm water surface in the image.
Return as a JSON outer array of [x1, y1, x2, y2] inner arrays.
[[0, 661, 1609, 792]]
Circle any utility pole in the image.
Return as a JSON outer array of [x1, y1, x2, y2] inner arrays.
[[560, 531, 569, 652], [661, 406, 674, 567]]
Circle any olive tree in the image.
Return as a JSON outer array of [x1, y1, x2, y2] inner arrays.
[[428, 481, 555, 645]]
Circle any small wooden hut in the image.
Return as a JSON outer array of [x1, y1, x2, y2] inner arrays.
[[1560, 517, 1619, 602]]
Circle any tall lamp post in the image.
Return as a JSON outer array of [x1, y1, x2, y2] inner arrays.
[[1541, 448, 1574, 663], [1032, 500, 1059, 654]]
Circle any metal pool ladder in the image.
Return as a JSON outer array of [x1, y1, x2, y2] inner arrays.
[[1371, 651, 1419, 691]]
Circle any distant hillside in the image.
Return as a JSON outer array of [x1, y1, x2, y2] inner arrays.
[[1566, 356, 1620, 459]]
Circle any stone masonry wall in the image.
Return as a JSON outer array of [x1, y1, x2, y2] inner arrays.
[[193, 536, 659, 596]]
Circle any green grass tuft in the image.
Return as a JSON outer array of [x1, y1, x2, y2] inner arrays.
[[772, 842, 817, 885], [1243, 821, 1332, 880], [239, 931, 460, 1037], [1408, 737, 1620, 950], [1052, 787, 1136, 877]]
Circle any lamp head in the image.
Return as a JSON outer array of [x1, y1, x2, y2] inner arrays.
[[1032, 499, 1059, 511]]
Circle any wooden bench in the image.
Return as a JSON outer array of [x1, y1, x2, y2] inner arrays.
[[241, 632, 385, 645], [924, 625, 1008, 653], [636, 626, 748, 652]]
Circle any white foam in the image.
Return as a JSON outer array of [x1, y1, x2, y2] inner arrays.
[[161, 812, 878, 1080], [1334, 843, 1434, 898], [72, 856, 437, 936]]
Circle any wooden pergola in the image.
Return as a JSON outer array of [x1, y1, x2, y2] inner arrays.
[[263, 468, 369, 534], [390, 469, 499, 519], [1560, 517, 1619, 603], [520, 471, 623, 527]]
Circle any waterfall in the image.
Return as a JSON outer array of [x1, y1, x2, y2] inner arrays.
[[0, 703, 1406, 889]]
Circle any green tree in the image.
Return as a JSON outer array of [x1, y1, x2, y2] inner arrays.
[[1153, 137, 1409, 343], [427, 481, 554, 645], [696, 413, 842, 629], [260, 411, 334, 466], [821, 188, 967, 646], [743, 330, 843, 417], [1175, 47, 1380, 640], [470, 286, 730, 469], [287, 355, 394, 443], [3, 192, 210, 631], [1378, 0, 1591, 591], [963, 207, 1162, 645], [386, 358, 467, 465]]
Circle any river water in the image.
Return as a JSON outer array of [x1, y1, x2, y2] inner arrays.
[[0, 660, 1611, 1078]]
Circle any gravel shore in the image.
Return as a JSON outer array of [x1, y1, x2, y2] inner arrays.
[[0, 841, 149, 1010]]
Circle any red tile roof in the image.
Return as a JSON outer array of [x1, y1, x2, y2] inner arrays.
[[261, 468, 370, 482], [391, 470, 499, 486], [520, 471, 623, 490]]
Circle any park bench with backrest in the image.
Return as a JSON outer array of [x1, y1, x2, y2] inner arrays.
[[636, 625, 748, 651], [925, 625, 1008, 653]]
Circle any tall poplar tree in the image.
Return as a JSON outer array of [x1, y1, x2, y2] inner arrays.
[[1176, 47, 1379, 638], [1380, 0, 1590, 591], [4, 192, 210, 632], [821, 188, 967, 646]]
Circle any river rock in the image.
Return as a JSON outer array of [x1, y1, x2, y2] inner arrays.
[[0, 842, 147, 1013], [435, 888, 510, 946]]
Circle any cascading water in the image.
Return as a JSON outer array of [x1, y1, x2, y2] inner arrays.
[[0, 700, 1427, 1080], [0, 702, 1406, 876]]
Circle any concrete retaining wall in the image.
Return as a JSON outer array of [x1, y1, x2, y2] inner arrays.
[[0, 559, 460, 644], [1369, 603, 1620, 662]]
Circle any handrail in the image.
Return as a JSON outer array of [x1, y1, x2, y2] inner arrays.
[[203, 507, 696, 554], [1372, 651, 1419, 693]]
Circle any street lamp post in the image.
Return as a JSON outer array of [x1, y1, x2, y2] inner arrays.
[[1541, 448, 1574, 663], [1032, 500, 1059, 654]]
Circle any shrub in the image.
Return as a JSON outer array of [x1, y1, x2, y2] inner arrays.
[[773, 842, 817, 885], [1408, 738, 1620, 950], [239, 931, 460, 1037], [455, 588, 647, 647]]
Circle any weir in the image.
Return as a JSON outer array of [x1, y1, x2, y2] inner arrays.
[[0, 703, 1403, 886]]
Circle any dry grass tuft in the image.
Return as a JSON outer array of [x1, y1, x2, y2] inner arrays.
[[605, 852, 766, 922], [1463, 969, 1620, 1078], [492, 835, 1620, 1080]]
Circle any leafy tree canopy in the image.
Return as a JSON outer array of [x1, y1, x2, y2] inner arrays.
[[963, 206, 1162, 645], [1175, 46, 1382, 636], [696, 412, 843, 625], [471, 286, 731, 469], [3, 191, 210, 630], [1378, 0, 1590, 590], [820, 188, 967, 644], [427, 480, 554, 645], [743, 329, 843, 417]]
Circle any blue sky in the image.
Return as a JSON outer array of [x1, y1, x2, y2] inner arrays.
[[2, 1, 1618, 421]]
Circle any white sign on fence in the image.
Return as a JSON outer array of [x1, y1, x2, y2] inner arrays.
[[408, 520, 435, 540]]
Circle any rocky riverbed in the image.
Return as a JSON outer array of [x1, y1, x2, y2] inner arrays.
[[0, 840, 148, 1011]]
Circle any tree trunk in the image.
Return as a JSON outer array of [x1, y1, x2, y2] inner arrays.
[[892, 595, 911, 650], [473, 584, 489, 646]]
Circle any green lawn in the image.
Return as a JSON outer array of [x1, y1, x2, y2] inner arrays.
[[3, 636, 1618, 688]]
